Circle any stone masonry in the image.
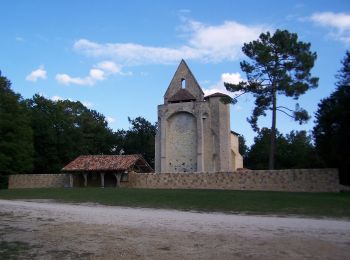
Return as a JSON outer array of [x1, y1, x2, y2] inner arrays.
[[125, 169, 339, 192], [8, 169, 339, 192], [155, 60, 243, 173], [9, 174, 69, 189]]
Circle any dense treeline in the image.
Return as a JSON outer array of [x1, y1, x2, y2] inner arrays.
[[114, 117, 157, 168], [28, 94, 118, 173], [242, 129, 321, 170], [0, 74, 33, 180], [313, 51, 350, 185], [0, 73, 156, 188], [0, 51, 349, 187]]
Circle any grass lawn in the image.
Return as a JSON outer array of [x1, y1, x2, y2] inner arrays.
[[0, 188, 349, 218]]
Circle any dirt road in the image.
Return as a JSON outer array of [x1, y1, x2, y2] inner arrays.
[[0, 199, 349, 259]]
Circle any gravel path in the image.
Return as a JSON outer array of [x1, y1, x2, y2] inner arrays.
[[0, 199, 349, 259]]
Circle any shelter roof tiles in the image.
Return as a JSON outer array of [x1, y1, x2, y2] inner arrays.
[[61, 154, 152, 172]]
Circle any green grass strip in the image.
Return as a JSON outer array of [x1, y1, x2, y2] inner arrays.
[[1, 188, 349, 218]]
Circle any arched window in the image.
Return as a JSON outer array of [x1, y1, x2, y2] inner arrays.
[[181, 78, 185, 89]]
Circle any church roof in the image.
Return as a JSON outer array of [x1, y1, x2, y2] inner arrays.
[[168, 89, 196, 103], [61, 154, 153, 172], [164, 60, 204, 103], [204, 92, 231, 99], [230, 130, 240, 136]]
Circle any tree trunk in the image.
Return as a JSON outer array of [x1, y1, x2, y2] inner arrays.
[[269, 88, 277, 170]]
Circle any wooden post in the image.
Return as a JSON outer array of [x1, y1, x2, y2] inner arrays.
[[114, 173, 122, 188], [83, 173, 88, 187], [69, 174, 74, 188], [100, 172, 105, 188]]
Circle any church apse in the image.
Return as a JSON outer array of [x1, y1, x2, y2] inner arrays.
[[155, 59, 243, 173], [166, 112, 197, 172]]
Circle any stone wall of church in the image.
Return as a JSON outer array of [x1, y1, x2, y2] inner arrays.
[[8, 174, 69, 189], [8, 169, 339, 192], [125, 169, 339, 192]]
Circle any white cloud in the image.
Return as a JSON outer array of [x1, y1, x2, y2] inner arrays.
[[82, 101, 94, 108], [95, 60, 121, 74], [89, 68, 105, 80], [203, 72, 245, 97], [55, 68, 105, 86], [311, 12, 350, 31], [74, 39, 198, 65], [188, 21, 267, 62], [106, 117, 116, 124], [73, 19, 269, 64], [310, 12, 350, 44], [26, 66, 47, 82], [56, 61, 129, 86], [57, 18, 268, 86], [56, 73, 94, 86], [50, 96, 93, 108], [51, 95, 63, 102]]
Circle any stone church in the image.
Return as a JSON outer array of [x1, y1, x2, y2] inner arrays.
[[155, 60, 243, 173]]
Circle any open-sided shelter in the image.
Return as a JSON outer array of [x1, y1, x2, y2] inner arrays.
[[62, 154, 153, 187]]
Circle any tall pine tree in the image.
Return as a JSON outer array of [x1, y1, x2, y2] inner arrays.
[[225, 30, 318, 169]]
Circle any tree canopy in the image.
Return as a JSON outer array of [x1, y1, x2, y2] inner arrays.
[[313, 51, 350, 185], [0, 72, 33, 188], [28, 94, 117, 173], [118, 117, 157, 168], [225, 30, 318, 169], [0, 71, 158, 186], [238, 135, 248, 159], [246, 128, 320, 170]]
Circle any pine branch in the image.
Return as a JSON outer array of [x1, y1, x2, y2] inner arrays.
[[276, 106, 294, 112], [276, 108, 294, 118]]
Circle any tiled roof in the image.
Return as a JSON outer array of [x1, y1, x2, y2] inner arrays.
[[230, 130, 240, 136], [168, 89, 196, 102], [204, 92, 231, 99], [61, 154, 152, 172]]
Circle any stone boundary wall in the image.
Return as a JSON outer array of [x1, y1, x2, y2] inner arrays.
[[125, 169, 339, 192], [8, 174, 68, 189], [8, 169, 339, 192]]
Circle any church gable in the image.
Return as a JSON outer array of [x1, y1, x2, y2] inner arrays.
[[164, 60, 204, 104], [156, 60, 243, 173]]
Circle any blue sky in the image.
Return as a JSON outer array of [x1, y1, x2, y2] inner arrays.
[[1, 0, 349, 145]]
